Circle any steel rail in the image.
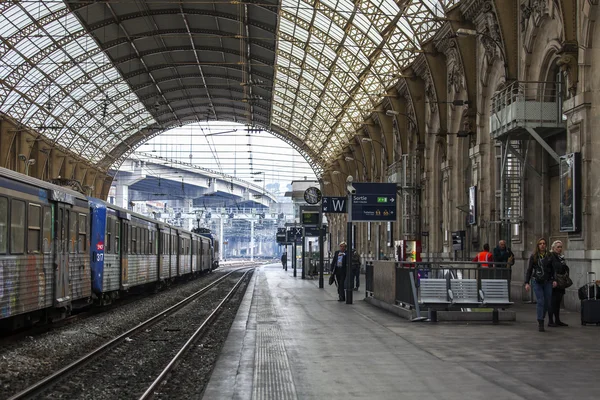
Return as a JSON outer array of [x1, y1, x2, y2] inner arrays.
[[138, 269, 252, 399], [7, 267, 250, 400]]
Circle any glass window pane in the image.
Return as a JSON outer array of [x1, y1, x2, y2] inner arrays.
[[70, 211, 77, 253], [10, 200, 25, 254], [0, 197, 7, 254], [27, 204, 42, 253], [78, 214, 87, 253], [43, 206, 52, 254]]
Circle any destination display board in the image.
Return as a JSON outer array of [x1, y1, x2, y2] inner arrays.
[[351, 183, 397, 222]]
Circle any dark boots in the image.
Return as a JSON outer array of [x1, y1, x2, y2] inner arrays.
[[555, 309, 568, 327], [548, 314, 557, 328], [538, 319, 545, 332]]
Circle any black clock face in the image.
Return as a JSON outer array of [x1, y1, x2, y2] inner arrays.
[[304, 187, 322, 204]]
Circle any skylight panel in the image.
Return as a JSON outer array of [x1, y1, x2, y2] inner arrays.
[[279, 18, 296, 36], [313, 11, 332, 33], [3, 7, 30, 34], [379, 0, 398, 17], [353, 13, 372, 38]]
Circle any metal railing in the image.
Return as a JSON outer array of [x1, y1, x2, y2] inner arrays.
[[395, 261, 512, 308], [490, 81, 565, 137], [365, 261, 374, 295]]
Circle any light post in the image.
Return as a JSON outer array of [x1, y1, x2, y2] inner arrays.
[[384, 109, 418, 130], [344, 156, 368, 182], [455, 28, 509, 79], [345, 175, 354, 305]]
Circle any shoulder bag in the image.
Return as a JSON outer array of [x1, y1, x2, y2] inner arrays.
[[556, 271, 573, 289]]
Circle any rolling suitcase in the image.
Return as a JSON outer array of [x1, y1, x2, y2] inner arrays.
[[581, 272, 600, 326]]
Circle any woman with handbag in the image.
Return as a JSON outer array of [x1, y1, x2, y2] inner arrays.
[[525, 238, 555, 332], [545, 240, 571, 327]]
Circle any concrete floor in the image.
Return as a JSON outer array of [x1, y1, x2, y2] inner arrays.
[[203, 263, 600, 400]]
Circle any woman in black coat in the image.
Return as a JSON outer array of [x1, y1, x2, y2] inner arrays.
[[545, 240, 570, 327]]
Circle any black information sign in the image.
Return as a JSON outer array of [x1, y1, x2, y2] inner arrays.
[[286, 227, 303, 243], [276, 228, 287, 243], [301, 211, 319, 226], [452, 230, 466, 251], [304, 226, 326, 237], [321, 196, 347, 213], [351, 183, 397, 222]]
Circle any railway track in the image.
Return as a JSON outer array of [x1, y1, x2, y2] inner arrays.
[[7, 267, 254, 400]]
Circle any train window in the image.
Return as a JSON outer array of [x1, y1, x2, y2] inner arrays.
[[106, 218, 112, 253], [143, 228, 147, 255], [10, 200, 25, 254], [0, 197, 7, 254], [69, 211, 77, 254], [149, 230, 153, 255], [43, 206, 52, 254], [78, 214, 87, 253], [131, 226, 137, 255], [27, 204, 42, 253], [115, 221, 120, 254]]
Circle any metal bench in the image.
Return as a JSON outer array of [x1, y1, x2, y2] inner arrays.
[[479, 279, 513, 306], [419, 279, 450, 305], [448, 279, 481, 306]]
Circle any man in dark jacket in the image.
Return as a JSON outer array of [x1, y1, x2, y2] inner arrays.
[[493, 240, 514, 267], [281, 252, 287, 270], [330, 241, 348, 301]]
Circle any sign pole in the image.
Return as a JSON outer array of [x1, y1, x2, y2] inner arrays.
[[301, 227, 306, 279], [293, 228, 297, 277], [318, 191, 325, 288], [318, 225, 324, 288], [346, 182, 353, 305]]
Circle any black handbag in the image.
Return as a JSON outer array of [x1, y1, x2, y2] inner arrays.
[[329, 274, 336, 286], [556, 272, 573, 289]]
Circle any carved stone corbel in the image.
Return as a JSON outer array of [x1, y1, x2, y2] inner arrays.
[[424, 74, 438, 114], [446, 44, 466, 95], [556, 54, 577, 97]]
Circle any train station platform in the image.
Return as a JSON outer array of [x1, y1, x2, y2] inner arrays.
[[204, 263, 600, 400]]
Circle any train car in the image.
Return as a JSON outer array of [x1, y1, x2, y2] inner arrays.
[[158, 223, 171, 282], [200, 235, 212, 272], [191, 233, 201, 273], [178, 229, 192, 276], [0, 166, 217, 329], [193, 227, 219, 270], [0, 167, 90, 328]]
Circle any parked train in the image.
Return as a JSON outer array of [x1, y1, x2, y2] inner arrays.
[[0, 167, 219, 330]]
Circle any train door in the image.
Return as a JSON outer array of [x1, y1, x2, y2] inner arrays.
[[121, 219, 130, 289], [54, 203, 70, 307]]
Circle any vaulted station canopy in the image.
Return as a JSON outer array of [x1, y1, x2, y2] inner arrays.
[[0, 0, 458, 175]]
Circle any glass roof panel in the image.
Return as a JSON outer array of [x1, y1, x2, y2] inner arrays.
[[0, 2, 157, 164], [273, 0, 448, 160]]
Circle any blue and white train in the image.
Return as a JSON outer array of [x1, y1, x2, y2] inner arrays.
[[0, 167, 218, 330]]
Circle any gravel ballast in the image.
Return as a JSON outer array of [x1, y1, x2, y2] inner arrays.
[[0, 267, 252, 399]]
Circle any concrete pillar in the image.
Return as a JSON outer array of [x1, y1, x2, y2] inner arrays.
[[250, 219, 255, 261], [115, 184, 129, 210]]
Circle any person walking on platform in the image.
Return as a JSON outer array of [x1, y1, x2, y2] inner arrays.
[[473, 243, 493, 267], [525, 238, 556, 332], [546, 240, 570, 327], [351, 249, 361, 291], [331, 241, 348, 301], [281, 252, 287, 271], [493, 240, 515, 267]]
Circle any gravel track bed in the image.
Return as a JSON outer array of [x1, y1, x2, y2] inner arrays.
[[154, 271, 253, 399], [35, 271, 249, 400], [0, 269, 238, 399]]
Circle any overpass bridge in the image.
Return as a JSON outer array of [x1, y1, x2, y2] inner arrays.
[[109, 152, 277, 211]]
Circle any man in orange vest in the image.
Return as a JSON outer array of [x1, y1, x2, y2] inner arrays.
[[473, 243, 493, 267]]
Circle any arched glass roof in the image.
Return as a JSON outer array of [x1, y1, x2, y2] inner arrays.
[[0, 0, 458, 171], [0, 1, 156, 163]]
